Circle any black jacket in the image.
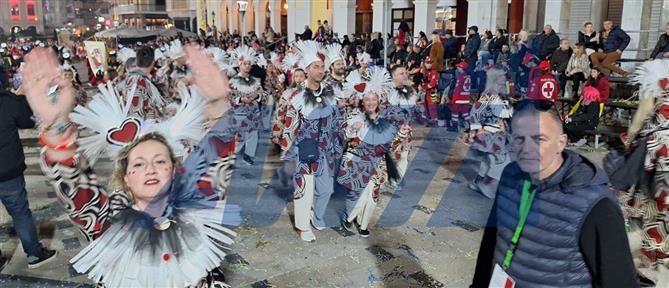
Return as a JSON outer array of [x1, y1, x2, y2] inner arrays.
[[571, 101, 600, 127], [442, 37, 459, 59], [578, 31, 600, 51], [298, 28, 313, 41], [464, 33, 481, 60], [550, 47, 573, 72], [537, 30, 560, 59], [0, 90, 35, 181], [601, 26, 631, 53], [651, 33, 669, 59], [489, 36, 508, 53]]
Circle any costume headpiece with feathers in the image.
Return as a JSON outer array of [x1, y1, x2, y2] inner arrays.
[[630, 59, 669, 99], [69, 82, 207, 164], [344, 66, 393, 100]]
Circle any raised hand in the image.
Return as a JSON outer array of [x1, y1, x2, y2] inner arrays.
[[20, 48, 75, 124], [184, 44, 230, 102]]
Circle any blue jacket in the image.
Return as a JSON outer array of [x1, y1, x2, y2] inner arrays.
[[601, 26, 630, 53], [491, 150, 620, 286]]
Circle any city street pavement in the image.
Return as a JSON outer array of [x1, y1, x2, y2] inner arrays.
[[0, 83, 610, 287]]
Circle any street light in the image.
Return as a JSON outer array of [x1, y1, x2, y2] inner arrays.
[[237, 0, 248, 38]]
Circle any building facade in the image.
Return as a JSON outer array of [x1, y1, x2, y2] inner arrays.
[[0, 0, 45, 36], [110, 0, 170, 29]]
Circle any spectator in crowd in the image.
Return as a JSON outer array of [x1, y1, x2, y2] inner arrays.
[[564, 86, 601, 146], [464, 26, 481, 75], [565, 43, 591, 98], [496, 44, 510, 67], [390, 44, 407, 69], [527, 60, 558, 102], [590, 20, 630, 76], [489, 29, 508, 63], [650, 22, 669, 59], [367, 32, 383, 64], [429, 32, 445, 71], [443, 29, 459, 60], [509, 30, 530, 83], [0, 73, 58, 270], [584, 67, 610, 104], [578, 21, 600, 55], [550, 39, 573, 97], [296, 25, 313, 41], [407, 44, 424, 87], [535, 24, 560, 60], [471, 100, 638, 287], [479, 30, 494, 65], [397, 19, 411, 46]]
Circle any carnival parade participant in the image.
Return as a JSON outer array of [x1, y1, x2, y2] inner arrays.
[[122, 46, 166, 118], [229, 45, 266, 166], [21, 45, 241, 287], [338, 69, 408, 237], [280, 41, 344, 242], [467, 66, 514, 198]]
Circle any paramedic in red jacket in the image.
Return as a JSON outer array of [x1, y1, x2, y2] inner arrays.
[[450, 61, 472, 130], [527, 60, 558, 102]]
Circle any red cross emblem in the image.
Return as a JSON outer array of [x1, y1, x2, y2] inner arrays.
[[463, 77, 472, 92], [541, 81, 554, 99]]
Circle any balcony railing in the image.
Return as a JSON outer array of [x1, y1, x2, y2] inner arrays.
[[112, 4, 167, 15]]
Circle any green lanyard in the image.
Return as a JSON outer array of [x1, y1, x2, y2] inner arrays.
[[502, 180, 537, 269]]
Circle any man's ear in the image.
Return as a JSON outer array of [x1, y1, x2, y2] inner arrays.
[[558, 133, 568, 152]]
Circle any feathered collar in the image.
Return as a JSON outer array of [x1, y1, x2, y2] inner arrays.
[[230, 75, 261, 94], [348, 112, 398, 145], [290, 83, 337, 119]]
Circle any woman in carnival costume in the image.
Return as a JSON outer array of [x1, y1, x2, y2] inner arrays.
[[618, 59, 669, 285], [338, 67, 410, 237], [467, 65, 514, 198], [228, 45, 267, 166], [22, 45, 241, 287]]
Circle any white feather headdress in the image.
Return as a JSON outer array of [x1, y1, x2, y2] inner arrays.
[[324, 43, 344, 71], [293, 40, 326, 70], [231, 45, 259, 67], [117, 47, 136, 63], [630, 59, 669, 99], [69, 82, 207, 164], [357, 52, 371, 64], [153, 48, 164, 61], [256, 53, 268, 68], [281, 52, 301, 73], [269, 52, 282, 68], [166, 39, 184, 59], [344, 66, 393, 100]]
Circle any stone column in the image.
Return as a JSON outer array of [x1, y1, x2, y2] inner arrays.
[[268, 0, 281, 33], [332, 0, 356, 37], [467, 0, 509, 32], [287, 0, 311, 42], [254, 0, 265, 34], [413, 0, 438, 37]]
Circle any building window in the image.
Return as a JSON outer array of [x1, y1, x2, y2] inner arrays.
[[9, 0, 20, 21], [435, 6, 456, 32], [27, 1, 37, 21]]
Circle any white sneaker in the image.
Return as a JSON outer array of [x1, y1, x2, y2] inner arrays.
[[299, 230, 316, 242]]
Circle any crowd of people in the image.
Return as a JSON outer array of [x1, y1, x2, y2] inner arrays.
[[3, 17, 669, 286]]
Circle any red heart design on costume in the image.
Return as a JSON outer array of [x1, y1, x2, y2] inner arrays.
[[106, 119, 140, 146], [317, 52, 326, 62], [660, 78, 669, 90], [354, 83, 366, 93]]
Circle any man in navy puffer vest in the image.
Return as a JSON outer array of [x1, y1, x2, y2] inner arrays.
[[471, 101, 638, 287]]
